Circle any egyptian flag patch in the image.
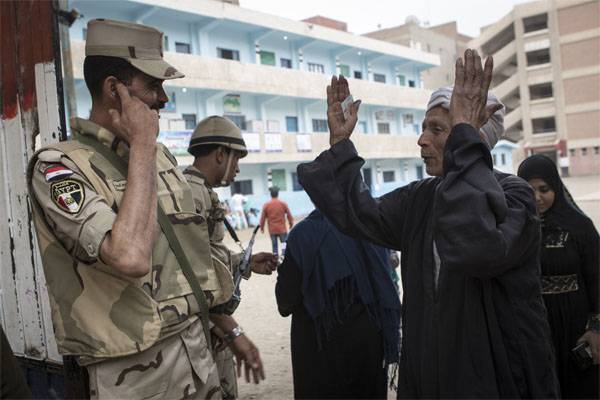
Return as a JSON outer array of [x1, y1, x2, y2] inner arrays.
[[44, 164, 73, 182], [51, 179, 85, 214]]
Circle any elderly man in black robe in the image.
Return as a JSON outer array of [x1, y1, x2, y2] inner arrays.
[[297, 49, 560, 398]]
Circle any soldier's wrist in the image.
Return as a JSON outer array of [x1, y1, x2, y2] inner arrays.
[[224, 326, 245, 344]]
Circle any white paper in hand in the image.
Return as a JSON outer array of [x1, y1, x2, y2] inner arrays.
[[341, 95, 354, 121]]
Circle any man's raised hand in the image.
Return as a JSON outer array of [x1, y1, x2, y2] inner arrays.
[[327, 75, 361, 146], [449, 49, 503, 131], [108, 82, 159, 146]]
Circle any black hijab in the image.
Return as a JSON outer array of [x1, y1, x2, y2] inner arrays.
[[517, 154, 592, 234]]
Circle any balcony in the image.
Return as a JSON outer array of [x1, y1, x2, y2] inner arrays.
[[492, 41, 518, 73], [170, 131, 421, 166], [71, 40, 431, 110], [505, 106, 522, 132], [493, 73, 519, 101], [242, 132, 420, 164]]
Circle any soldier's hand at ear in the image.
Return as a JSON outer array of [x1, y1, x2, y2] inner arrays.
[[249, 252, 278, 275], [108, 82, 159, 146]]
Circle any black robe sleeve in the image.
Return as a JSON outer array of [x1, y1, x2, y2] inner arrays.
[[580, 219, 600, 313], [297, 138, 416, 250], [434, 123, 539, 278], [275, 253, 303, 317]]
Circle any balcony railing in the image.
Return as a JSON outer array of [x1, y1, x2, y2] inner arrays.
[[71, 40, 431, 110], [160, 130, 422, 165]]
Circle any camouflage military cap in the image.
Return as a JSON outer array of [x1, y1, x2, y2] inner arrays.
[[188, 116, 248, 158], [85, 18, 184, 80]]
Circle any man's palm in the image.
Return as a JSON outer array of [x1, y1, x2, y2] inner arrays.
[[327, 75, 361, 146]]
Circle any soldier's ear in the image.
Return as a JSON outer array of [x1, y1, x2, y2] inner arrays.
[[214, 146, 225, 164], [101, 76, 119, 104]]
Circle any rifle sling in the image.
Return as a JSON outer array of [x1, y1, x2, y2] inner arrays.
[[76, 134, 212, 349]]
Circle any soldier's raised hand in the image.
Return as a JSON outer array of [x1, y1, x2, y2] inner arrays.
[[108, 82, 159, 146], [327, 75, 361, 146], [449, 49, 503, 131]]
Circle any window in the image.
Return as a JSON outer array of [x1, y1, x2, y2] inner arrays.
[[501, 153, 506, 165], [226, 114, 247, 131], [523, 13, 548, 33], [182, 113, 197, 130], [339, 64, 350, 77], [570, 149, 576, 157], [357, 121, 367, 134], [231, 180, 253, 195], [272, 169, 287, 191], [532, 117, 556, 134], [383, 171, 395, 183], [397, 74, 406, 86], [280, 58, 292, 69], [291, 172, 303, 191], [308, 63, 325, 73], [286, 116, 299, 132], [529, 82, 553, 100], [493, 154, 498, 165], [594, 147, 599, 155], [354, 71, 363, 79], [373, 73, 386, 83], [260, 51, 276, 66], [416, 165, 423, 180], [377, 122, 390, 134], [312, 119, 328, 132], [218, 48, 240, 61], [582, 147, 588, 156], [526, 48, 550, 66], [163, 35, 169, 51], [175, 42, 191, 54], [408, 79, 416, 88], [403, 114, 414, 125]]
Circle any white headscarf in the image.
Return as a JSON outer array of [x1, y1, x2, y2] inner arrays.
[[426, 86, 505, 149]]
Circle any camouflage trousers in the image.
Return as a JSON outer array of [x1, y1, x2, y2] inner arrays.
[[211, 336, 238, 400], [87, 320, 222, 399]]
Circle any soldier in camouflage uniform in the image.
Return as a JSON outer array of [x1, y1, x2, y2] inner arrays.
[[27, 19, 263, 399], [183, 116, 278, 399]]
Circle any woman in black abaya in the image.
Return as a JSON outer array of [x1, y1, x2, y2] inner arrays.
[[518, 154, 599, 399]]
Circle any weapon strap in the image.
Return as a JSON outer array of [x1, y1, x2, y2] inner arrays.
[[223, 217, 243, 248], [76, 134, 212, 349]]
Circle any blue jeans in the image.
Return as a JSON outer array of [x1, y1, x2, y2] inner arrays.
[[270, 233, 288, 257]]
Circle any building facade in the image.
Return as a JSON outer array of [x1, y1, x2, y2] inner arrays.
[[68, 0, 441, 215], [470, 0, 600, 176], [365, 18, 472, 89]]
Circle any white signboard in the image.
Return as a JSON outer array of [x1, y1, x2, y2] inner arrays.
[[243, 133, 261, 152], [157, 130, 192, 156], [265, 133, 283, 152], [296, 134, 312, 152]]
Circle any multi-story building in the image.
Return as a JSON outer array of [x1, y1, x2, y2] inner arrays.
[[365, 18, 472, 90], [470, 0, 600, 176], [68, 0, 440, 215]]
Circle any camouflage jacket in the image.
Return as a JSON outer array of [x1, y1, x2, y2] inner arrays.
[[27, 118, 233, 361]]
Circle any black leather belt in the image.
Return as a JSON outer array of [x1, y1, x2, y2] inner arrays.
[[541, 274, 578, 294]]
